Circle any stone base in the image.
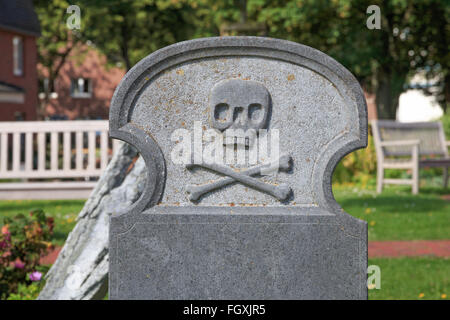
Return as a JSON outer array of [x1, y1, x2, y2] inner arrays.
[[109, 206, 367, 300]]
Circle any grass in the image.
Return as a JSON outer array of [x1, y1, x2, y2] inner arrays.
[[0, 185, 448, 300], [368, 257, 449, 300], [0, 199, 85, 246], [0, 185, 448, 244], [333, 185, 450, 241]]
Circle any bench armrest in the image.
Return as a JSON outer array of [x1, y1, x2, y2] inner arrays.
[[379, 139, 421, 147], [379, 139, 420, 164]]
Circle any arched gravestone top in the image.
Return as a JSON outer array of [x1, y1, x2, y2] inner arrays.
[[110, 36, 367, 209], [109, 37, 368, 300]]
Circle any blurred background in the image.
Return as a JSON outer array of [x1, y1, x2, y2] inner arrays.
[[0, 0, 448, 300]]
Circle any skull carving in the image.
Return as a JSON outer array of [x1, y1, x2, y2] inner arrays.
[[210, 79, 271, 145]]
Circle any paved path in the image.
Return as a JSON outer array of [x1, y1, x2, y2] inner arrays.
[[40, 247, 62, 265], [369, 240, 450, 258], [40, 240, 450, 265]]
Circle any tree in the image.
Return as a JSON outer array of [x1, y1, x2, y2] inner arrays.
[[33, 0, 86, 118], [34, 0, 449, 118], [346, 0, 449, 118], [77, 0, 200, 70], [248, 0, 449, 118]]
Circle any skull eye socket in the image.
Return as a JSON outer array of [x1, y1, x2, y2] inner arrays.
[[214, 103, 230, 123], [248, 103, 263, 122]]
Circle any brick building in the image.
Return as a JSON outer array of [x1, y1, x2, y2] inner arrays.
[[38, 44, 125, 120], [0, 1, 123, 121], [0, 0, 376, 122], [0, 0, 40, 121]]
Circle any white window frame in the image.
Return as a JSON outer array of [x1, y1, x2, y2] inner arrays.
[[13, 36, 24, 76], [70, 77, 92, 98], [38, 78, 59, 100]]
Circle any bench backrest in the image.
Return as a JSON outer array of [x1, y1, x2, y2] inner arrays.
[[371, 120, 448, 157], [0, 120, 120, 180]]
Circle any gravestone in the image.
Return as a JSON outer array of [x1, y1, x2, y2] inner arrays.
[[109, 37, 368, 300]]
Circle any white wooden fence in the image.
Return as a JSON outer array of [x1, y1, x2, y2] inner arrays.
[[0, 120, 120, 199]]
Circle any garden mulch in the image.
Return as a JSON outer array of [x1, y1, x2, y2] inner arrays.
[[40, 240, 450, 265]]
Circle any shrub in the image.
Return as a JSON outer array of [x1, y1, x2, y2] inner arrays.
[[0, 209, 54, 299], [6, 271, 47, 300], [440, 111, 450, 139], [333, 127, 377, 187], [333, 113, 450, 188]]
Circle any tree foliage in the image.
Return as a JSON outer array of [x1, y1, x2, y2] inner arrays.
[[77, 0, 201, 70], [34, 0, 449, 118], [33, 0, 83, 118], [246, 0, 449, 117]]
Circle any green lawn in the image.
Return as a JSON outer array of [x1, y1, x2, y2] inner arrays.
[[0, 199, 85, 246], [368, 257, 449, 300], [334, 185, 450, 241], [0, 185, 449, 300], [1, 185, 448, 244]]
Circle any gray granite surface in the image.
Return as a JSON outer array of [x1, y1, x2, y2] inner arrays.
[[109, 37, 368, 300]]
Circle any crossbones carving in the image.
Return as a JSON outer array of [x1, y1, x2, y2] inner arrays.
[[185, 154, 292, 201]]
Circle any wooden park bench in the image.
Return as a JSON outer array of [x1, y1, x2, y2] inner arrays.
[[371, 120, 450, 194], [0, 120, 119, 199]]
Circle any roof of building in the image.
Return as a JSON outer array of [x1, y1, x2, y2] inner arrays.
[[0, 81, 25, 93], [0, 0, 40, 37]]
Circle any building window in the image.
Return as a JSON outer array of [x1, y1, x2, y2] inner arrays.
[[13, 36, 24, 76], [38, 78, 49, 93], [38, 78, 58, 99], [14, 112, 26, 121], [70, 78, 92, 98]]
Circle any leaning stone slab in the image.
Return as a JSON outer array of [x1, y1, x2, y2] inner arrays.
[[38, 142, 140, 300], [109, 37, 368, 299]]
